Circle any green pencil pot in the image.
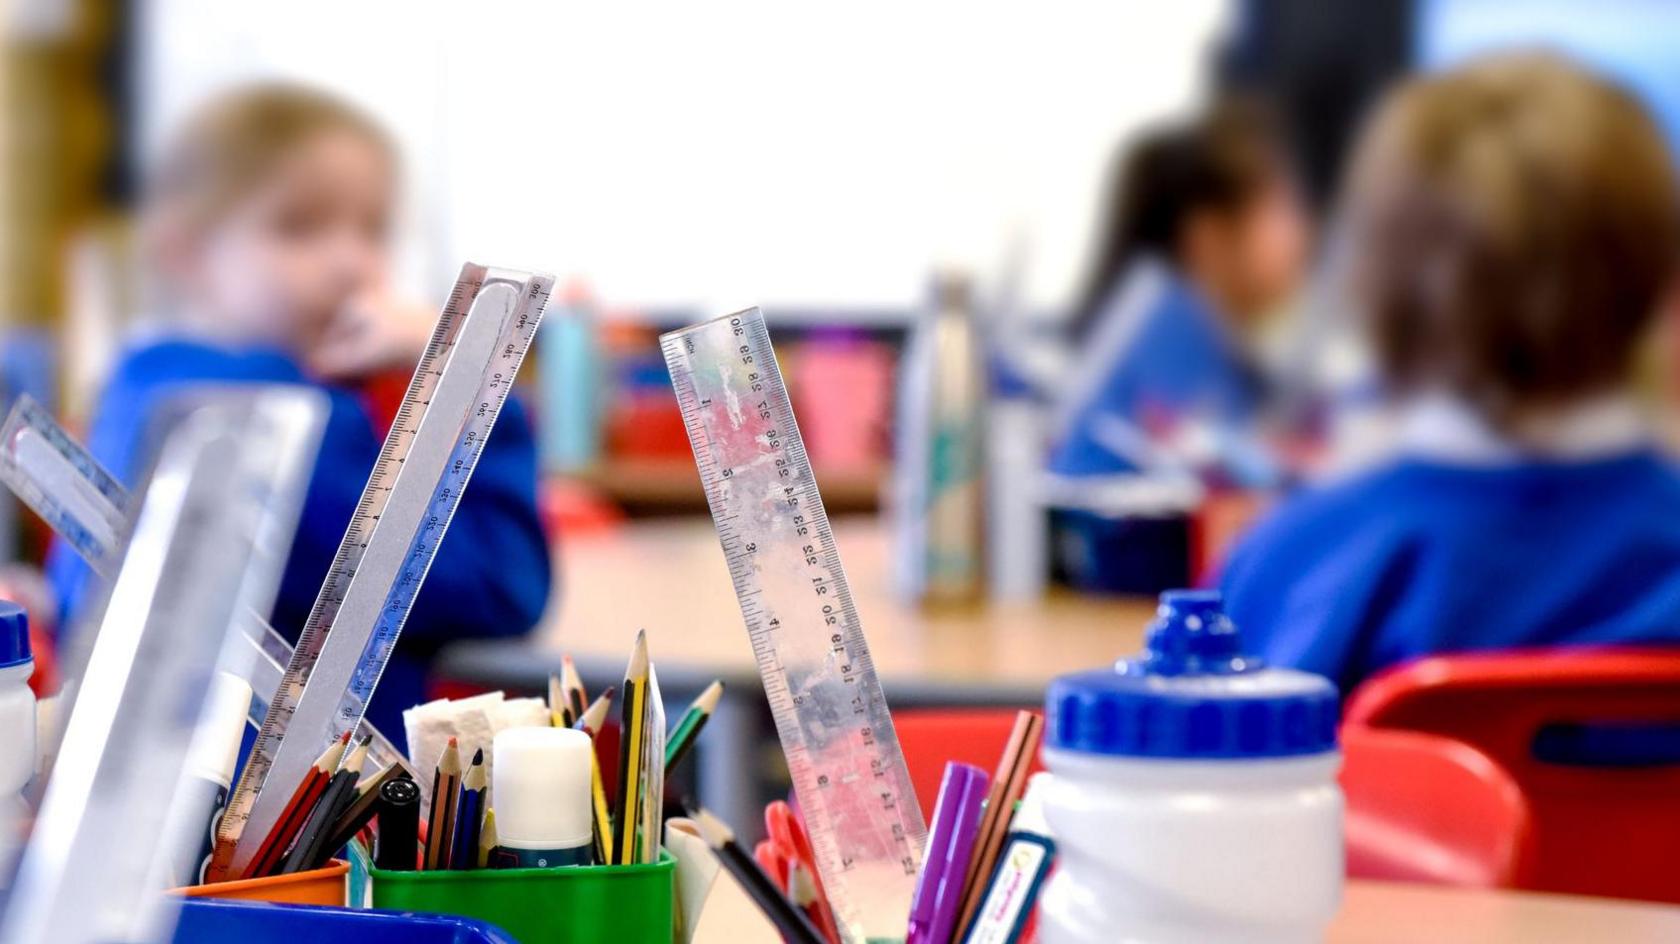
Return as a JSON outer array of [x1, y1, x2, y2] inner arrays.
[[369, 852, 674, 944]]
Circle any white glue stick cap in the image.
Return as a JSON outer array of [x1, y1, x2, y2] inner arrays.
[[492, 726, 593, 849], [186, 672, 253, 786]]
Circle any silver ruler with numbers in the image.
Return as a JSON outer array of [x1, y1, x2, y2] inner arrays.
[[0, 388, 322, 944], [211, 263, 552, 880], [0, 393, 410, 779], [661, 308, 926, 944]]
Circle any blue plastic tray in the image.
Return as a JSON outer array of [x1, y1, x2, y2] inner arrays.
[[172, 897, 520, 944]]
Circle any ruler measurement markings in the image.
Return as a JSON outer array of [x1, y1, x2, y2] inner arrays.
[[212, 266, 550, 879], [661, 310, 925, 942]]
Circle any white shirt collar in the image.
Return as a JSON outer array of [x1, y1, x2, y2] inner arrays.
[[1398, 391, 1651, 465]]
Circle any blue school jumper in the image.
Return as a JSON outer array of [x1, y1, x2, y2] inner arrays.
[[46, 338, 552, 747], [1047, 261, 1263, 477], [1219, 414, 1680, 702]]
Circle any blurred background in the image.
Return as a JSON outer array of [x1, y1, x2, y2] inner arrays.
[[6, 0, 1680, 610], [10, 0, 1680, 919]]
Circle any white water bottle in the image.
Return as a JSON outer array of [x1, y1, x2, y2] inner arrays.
[[0, 600, 35, 875], [0, 601, 35, 804], [1039, 590, 1343, 944]]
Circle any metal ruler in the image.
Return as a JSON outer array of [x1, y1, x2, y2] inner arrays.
[[0, 394, 410, 779], [211, 263, 552, 880], [0, 388, 322, 944], [661, 308, 927, 943]]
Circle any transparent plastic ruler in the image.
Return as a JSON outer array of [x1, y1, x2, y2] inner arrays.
[[0, 388, 322, 944], [0, 394, 410, 778], [210, 263, 552, 880], [661, 309, 927, 943]]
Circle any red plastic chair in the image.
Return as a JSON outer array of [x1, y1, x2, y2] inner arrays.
[[1345, 647, 1680, 903], [1340, 725, 1535, 888], [894, 708, 1045, 824]]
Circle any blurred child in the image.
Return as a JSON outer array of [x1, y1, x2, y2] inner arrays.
[[1221, 55, 1680, 696], [46, 85, 551, 744], [1049, 98, 1311, 479]]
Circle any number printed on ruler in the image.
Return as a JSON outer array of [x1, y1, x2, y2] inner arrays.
[[662, 309, 926, 942], [210, 263, 552, 881]]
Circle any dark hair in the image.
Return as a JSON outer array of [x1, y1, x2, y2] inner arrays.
[[1072, 98, 1288, 338], [1345, 53, 1680, 426]]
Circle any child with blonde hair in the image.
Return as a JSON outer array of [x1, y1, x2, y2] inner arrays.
[[49, 84, 550, 744]]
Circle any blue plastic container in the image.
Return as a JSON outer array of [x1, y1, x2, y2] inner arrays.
[[171, 897, 519, 944]]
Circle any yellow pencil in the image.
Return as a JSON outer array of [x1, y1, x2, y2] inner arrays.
[[574, 685, 617, 864], [548, 673, 572, 728], [478, 808, 497, 869], [613, 630, 649, 864]]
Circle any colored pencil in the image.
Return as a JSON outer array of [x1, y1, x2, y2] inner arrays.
[[953, 711, 1043, 938], [573, 685, 616, 864], [573, 686, 614, 736], [450, 749, 488, 870], [424, 737, 462, 870], [613, 631, 649, 864], [561, 654, 589, 723], [548, 673, 573, 728], [478, 808, 497, 869], [282, 734, 370, 873], [664, 679, 723, 774], [693, 807, 824, 944], [244, 732, 348, 878], [322, 762, 404, 855]]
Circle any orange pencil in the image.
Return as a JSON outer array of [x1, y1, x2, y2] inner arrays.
[[244, 732, 350, 878], [424, 737, 462, 870], [953, 711, 1043, 938]]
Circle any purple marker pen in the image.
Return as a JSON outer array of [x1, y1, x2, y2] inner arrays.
[[907, 762, 990, 944]]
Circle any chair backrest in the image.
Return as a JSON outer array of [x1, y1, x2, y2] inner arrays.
[[1345, 647, 1680, 902], [894, 708, 1044, 824], [1340, 726, 1535, 888]]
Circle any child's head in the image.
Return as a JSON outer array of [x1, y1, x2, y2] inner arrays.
[[1345, 53, 1680, 426], [1076, 98, 1311, 337], [144, 84, 397, 352]]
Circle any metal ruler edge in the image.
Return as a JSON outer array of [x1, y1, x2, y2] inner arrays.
[[212, 263, 551, 879]]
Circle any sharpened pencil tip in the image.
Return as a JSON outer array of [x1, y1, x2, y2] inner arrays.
[[471, 747, 484, 765]]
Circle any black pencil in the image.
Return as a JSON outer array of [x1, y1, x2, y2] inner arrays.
[[321, 763, 405, 856], [281, 734, 370, 873], [613, 631, 649, 864], [693, 807, 824, 944]]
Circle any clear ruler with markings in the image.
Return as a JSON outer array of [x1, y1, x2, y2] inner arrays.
[[0, 393, 410, 779], [210, 263, 552, 880], [0, 388, 322, 944], [661, 308, 927, 943]]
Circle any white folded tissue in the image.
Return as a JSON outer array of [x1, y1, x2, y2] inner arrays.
[[403, 690, 550, 816]]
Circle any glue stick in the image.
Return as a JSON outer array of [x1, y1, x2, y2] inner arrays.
[[490, 726, 594, 868]]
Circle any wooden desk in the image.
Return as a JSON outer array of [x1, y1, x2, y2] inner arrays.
[[434, 515, 1154, 828], [690, 879, 1680, 943], [462, 514, 1155, 692]]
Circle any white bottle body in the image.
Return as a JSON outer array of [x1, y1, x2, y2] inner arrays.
[[1038, 747, 1343, 944], [0, 660, 36, 798]]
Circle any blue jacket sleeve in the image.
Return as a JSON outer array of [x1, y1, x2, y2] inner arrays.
[[398, 396, 552, 647], [49, 341, 552, 650], [261, 390, 552, 650]]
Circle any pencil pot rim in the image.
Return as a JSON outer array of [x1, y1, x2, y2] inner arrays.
[[370, 850, 675, 944], [173, 858, 350, 906]]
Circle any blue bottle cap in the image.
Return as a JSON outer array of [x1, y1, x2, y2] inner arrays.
[[0, 601, 30, 670], [1046, 590, 1337, 759]]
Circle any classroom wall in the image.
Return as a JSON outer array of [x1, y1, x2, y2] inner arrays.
[[135, 0, 1229, 313]]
